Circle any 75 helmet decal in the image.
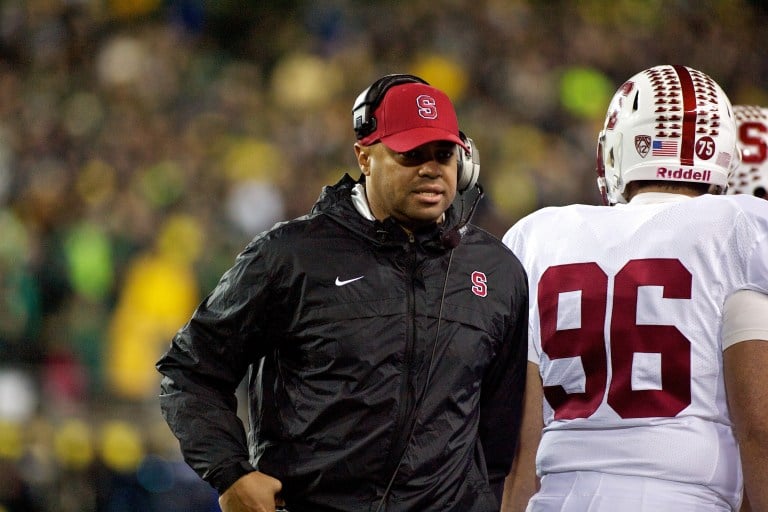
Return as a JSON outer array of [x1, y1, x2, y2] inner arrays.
[[695, 135, 716, 160]]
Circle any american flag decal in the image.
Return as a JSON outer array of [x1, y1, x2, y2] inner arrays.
[[652, 139, 678, 156], [716, 151, 732, 169]]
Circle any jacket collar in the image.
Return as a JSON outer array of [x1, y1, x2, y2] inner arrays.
[[313, 173, 461, 252]]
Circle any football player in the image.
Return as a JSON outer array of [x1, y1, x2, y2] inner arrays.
[[501, 65, 768, 512]]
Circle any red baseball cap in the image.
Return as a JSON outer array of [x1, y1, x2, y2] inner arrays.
[[358, 83, 468, 152]]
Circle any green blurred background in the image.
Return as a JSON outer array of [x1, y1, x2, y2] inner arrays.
[[1, 0, 766, 510]]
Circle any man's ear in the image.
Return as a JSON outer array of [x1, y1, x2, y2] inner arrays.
[[354, 143, 372, 176]]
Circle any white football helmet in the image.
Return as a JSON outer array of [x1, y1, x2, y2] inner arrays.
[[596, 65, 739, 205], [727, 105, 768, 198]]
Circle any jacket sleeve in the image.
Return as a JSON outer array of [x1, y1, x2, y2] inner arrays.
[[478, 259, 529, 503], [156, 238, 277, 494]]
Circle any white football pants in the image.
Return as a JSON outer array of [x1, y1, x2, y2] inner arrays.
[[526, 471, 736, 512]]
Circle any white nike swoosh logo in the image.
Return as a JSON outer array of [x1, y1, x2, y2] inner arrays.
[[335, 275, 364, 286]]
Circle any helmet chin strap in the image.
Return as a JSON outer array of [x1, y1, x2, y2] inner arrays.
[[596, 176, 610, 205], [595, 131, 613, 205]]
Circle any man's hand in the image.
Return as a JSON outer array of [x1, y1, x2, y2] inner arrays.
[[218, 471, 285, 512]]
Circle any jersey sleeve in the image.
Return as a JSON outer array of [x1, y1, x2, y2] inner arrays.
[[723, 290, 768, 350]]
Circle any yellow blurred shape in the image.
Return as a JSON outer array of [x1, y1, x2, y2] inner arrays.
[[0, 421, 23, 460], [222, 137, 282, 183], [411, 54, 468, 103], [53, 419, 94, 470], [156, 213, 204, 265], [113, 254, 197, 330], [107, 252, 198, 399], [100, 420, 144, 473], [270, 53, 344, 110]]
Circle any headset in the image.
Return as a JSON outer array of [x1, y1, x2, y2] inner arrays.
[[352, 73, 480, 193]]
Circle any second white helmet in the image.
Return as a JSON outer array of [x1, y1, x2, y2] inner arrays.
[[596, 65, 739, 204], [728, 105, 768, 198]]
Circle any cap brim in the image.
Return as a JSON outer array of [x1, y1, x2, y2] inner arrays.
[[380, 128, 468, 153]]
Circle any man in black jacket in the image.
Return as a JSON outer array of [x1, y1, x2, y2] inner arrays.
[[157, 74, 528, 512]]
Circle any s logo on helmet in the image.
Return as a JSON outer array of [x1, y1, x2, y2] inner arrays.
[[416, 95, 438, 120], [471, 271, 487, 297]]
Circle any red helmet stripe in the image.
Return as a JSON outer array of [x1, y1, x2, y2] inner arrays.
[[673, 65, 697, 166]]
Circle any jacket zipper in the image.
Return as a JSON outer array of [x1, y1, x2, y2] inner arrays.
[[380, 234, 419, 494]]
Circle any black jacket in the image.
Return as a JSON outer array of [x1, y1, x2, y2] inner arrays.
[[157, 174, 528, 511]]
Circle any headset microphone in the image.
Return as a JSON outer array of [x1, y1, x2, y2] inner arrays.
[[440, 227, 462, 249], [440, 183, 484, 249]]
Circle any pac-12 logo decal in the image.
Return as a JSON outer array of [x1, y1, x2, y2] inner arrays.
[[635, 135, 651, 157], [471, 271, 487, 297]]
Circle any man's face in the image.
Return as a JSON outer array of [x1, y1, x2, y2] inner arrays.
[[355, 140, 458, 230]]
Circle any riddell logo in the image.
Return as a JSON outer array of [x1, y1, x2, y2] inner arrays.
[[656, 167, 711, 182]]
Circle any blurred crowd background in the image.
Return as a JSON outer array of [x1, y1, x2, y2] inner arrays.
[[1, 0, 767, 510]]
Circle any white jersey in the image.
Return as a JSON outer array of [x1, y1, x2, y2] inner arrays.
[[502, 192, 768, 510]]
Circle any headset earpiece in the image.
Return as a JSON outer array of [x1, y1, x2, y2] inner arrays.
[[352, 74, 429, 140], [353, 75, 479, 193], [457, 131, 480, 193]]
